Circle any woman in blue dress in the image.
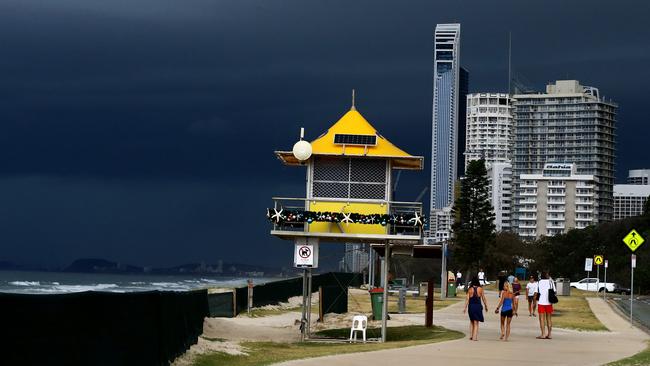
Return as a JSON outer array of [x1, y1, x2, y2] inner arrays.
[[463, 276, 488, 341], [495, 281, 516, 341]]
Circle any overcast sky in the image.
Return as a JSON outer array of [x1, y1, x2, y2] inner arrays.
[[1, 0, 649, 268]]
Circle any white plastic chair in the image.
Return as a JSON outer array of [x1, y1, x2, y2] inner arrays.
[[349, 315, 367, 343]]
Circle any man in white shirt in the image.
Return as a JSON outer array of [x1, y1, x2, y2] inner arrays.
[[526, 276, 537, 316], [478, 269, 485, 286], [534, 272, 555, 339]]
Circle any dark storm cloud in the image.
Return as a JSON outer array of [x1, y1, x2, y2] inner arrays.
[[1, 0, 649, 267]]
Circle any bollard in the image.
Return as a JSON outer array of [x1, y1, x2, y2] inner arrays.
[[398, 288, 406, 314]]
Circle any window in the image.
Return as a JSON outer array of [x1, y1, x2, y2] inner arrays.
[[311, 157, 387, 200]]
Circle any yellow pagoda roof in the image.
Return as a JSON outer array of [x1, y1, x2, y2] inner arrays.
[[276, 107, 423, 170]]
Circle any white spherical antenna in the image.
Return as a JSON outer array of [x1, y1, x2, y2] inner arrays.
[[292, 127, 312, 161]]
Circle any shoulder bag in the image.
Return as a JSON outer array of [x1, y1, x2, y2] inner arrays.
[[548, 279, 559, 304]]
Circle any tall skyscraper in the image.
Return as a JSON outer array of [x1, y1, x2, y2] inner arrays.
[[512, 80, 617, 234], [430, 23, 464, 240]]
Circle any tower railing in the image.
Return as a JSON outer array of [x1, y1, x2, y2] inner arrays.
[[269, 197, 424, 237]]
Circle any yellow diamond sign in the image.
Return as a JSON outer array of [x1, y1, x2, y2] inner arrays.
[[623, 229, 645, 252], [594, 255, 604, 265]]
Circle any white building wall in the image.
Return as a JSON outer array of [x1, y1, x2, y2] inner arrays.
[[486, 162, 512, 232], [614, 184, 650, 220], [516, 163, 597, 239], [627, 169, 650, 185]]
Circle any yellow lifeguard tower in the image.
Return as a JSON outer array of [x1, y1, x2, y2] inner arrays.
[[271, 104, 424, 242], [268, 95, 429, 342]]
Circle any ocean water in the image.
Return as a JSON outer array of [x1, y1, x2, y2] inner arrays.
[[0, 270, 278, 294]]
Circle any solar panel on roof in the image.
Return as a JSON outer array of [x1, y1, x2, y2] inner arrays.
[[334, 134, 377, 146]]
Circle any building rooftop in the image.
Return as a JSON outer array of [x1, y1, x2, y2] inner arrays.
[[275, 107, 423, 170]]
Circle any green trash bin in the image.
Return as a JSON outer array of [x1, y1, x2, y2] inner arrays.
[[447, 283, 457, 297], [369, 288, 384, 320]]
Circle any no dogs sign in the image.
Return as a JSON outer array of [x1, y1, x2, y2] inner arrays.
[[294, 238, 319, 268]]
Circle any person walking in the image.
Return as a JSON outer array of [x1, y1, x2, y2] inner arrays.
[[495, 281, 516, 341], [535, 272, 556, 339], [526, 275, 538, 316], [463, 276, 488, 341], [456, 270, 463, 288], [512, 277, 522, 315], [478, 268, 486, 286]]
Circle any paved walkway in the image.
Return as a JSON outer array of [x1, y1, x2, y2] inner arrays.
[[275, 295, 649, 366]]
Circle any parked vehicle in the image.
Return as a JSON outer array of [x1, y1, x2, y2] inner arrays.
[[570, 278, 628, 294]]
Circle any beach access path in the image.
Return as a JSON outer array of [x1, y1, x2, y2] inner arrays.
[[274, 293, 649, 366]]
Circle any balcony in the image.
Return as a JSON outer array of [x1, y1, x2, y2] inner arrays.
[[546, 224, 566, 230], [268, 197, 424, 243], [520, 183, 537, 188], [518, 223, 537, 229], [519, 215, 537, 221]]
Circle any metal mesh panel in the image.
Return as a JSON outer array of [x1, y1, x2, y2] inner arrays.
[[350, 183, 385, 200], [312, 157, 387, 200], [350, 159, 386, 183], [313, 182, 349, 198], [313, 158, 349, 182]]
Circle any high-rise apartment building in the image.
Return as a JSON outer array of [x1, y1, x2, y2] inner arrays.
[[465, 93, 514, 232], [614, 169, 650, 220], [516, 163, 597, 238], [465, 93, 513, 167], [430, 23, 467, 242], [512, 80, 616, 234]]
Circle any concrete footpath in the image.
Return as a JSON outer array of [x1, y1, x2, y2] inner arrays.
[[275, 295, 649, 366]]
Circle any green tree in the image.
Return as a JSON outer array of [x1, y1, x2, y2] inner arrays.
[[451, 159, 496, 272], [484, 232, 526, 277]]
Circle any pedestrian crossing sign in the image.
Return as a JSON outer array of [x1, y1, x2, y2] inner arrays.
[[594, 255, 604, 265], [623, 229, 645, 252]]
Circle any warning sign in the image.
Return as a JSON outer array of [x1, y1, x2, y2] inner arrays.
[[623, 229, 645, 252], [594, 255, 604, 265]]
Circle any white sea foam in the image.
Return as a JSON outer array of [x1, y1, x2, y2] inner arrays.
[[52, 283, 120, 293], [9, 281, 40, 286]]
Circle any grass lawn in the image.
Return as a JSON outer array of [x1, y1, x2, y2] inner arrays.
[[507, 281, 607, 331], [552, 294, 607, 331], [607, 342, 650, 365], [192, 325, 463, 366], [347, 288, 461, 315], [241, 288, 462, 319]]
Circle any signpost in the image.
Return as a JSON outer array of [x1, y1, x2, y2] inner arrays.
[[603, 259, 609, 299], [631, 254, 636, 322], [594, 255, 603, 293], [584, 258, 593, 291], [622, 229, 645, 324], [294, 238, 319, 341]]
